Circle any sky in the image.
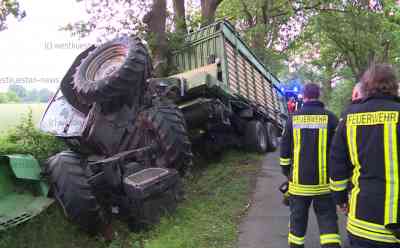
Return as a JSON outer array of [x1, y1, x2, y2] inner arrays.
[[0, 0, 92, 92]]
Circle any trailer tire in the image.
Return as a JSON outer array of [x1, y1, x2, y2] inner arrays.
[[134, 102, 193, 175], [45, 151, 108, 234], [266, 122, 279, 152], [73, 35, 152, 105], [244, 120, 268, 153]]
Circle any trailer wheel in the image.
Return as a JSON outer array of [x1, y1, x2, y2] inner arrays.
[[73, 35, 152, 105], [244, 120, 268, 153], [134, 102, 193, 175], [266, 122, 279, 152], [45, 151, 108, 234]]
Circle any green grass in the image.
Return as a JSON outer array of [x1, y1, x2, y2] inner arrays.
[[0, 151, 263, 248], [0, 104, 46, 133]]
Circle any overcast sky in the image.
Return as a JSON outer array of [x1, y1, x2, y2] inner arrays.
[[0, 0, 92, 92]]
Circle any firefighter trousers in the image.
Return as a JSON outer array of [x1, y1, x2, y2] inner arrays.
[[289, 194, 341, 248]]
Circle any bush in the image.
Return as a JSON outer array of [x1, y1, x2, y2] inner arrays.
[[0, 110, 65, 162]]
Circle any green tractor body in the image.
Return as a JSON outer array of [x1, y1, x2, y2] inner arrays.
[[0, 155, 53, 231]]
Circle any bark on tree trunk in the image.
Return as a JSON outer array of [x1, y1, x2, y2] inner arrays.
[[173, 0, 187, 33], [201, 0, 222, 26], [143, 0, 168, 77]]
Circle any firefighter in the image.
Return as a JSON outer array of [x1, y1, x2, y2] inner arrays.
[[329, 64, 400, 248], [280, 83, 341, 248], [288, 97, 297, 113]]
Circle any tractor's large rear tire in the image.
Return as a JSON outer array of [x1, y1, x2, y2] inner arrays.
[[244, 120, 268, 153], [60, 45, 96, 114], [72, 35, 152, 105], [133, 102, 193, 175], [45, 151, 108, 234]]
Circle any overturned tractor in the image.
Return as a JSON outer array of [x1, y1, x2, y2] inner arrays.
[[41, 36, 192, 233], [40, 21, 287, 233]]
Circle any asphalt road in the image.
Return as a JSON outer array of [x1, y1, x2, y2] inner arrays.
[[238, 151, 350, 248]]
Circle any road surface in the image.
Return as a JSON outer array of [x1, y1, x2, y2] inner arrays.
[[238, 151, 350, 248]]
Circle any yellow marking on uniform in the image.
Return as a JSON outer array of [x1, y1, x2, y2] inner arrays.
[[348, 214, 394, 234], [329, 178, 349, 191], [392, 123, 399, 224], [293, 115, 328, 124], [322, 128, 328, 184], [288, 233, 305, 245], [280, 157, 291, 166], [318, 128, 328, 184], [318, 128, 323, 184], [384, 123, 399, 225], [347, 221, 399, 243], [289, 182, 330, 196], [347, 111, 398, 126], [293, 128, 301, 184], [320, 233, 341, 245], [346, 125, 361, 218]]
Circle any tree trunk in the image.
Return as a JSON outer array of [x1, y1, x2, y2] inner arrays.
[[201, 0, 222, 26], [143, 0, 168, 77], [173, 0, 187, 33]]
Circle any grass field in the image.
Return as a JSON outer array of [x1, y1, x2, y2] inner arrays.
[[0, 103, 46, 133], [0, 151, 263, 248]]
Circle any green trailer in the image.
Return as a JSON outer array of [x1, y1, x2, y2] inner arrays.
[[166, 20, 288, 153], [0, 155, 53, 231]]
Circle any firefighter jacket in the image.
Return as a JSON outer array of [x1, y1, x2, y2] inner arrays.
[[280, 100, 338, 196], [329, 94, 400, 244]]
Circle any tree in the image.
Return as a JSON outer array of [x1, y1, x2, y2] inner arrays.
[[0, 91, 20, 103], [6, 91, 20, 102], [0, 0, 25, 31], [216, 0, 329, 74], [328, 79, 354, 116], [201, 0, 223, 25], [294, 1, 400, 79], [173, 0, 187, 32], [64, 0, 226, 76], [37, 88, 53, 103], [0, 93, 7, 103], [8, 84, 27, 99], [315, 6, 400, 78]]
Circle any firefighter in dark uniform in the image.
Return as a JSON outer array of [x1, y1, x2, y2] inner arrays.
[[329, 64, 400, 248], [280, 83, 341, 248]]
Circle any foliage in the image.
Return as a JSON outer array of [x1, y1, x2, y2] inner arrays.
[[8, 84, 27, 98], [0, 150, 262, 248], [0, 103, 46, 133], [0, 110, 65, 161], [62, 0, 400, 101], [309, 2, 400, 78], [64, 0, 225, 76], [284, 1, 400, 104], [8, 84, 54, 103], [327, 80, 355, 117], [0, 91, 20, 103], [0, 0, 25, 31]]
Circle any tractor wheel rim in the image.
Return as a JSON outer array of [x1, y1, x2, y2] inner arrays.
[[86, 44, 128, 81]]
